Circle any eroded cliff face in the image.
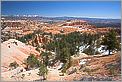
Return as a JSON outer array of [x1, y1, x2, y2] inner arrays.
[[1, 39, 40, 72]]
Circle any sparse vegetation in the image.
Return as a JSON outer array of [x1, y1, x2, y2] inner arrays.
[[106, 63, 119, 76], [83, 67, 91, 75], [9, 61, 19, 70]]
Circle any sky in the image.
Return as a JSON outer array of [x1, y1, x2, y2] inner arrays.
[[1, 1, 121, 19]]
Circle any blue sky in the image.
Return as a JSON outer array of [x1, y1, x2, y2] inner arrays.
[[1, 1, 121, 19]]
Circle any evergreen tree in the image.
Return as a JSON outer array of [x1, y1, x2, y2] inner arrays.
[[24, 54, 40, 69], [101, 29, 120, 55], [38, 64, 48, 80]]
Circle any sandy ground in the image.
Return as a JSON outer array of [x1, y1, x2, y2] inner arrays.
[[47, 67, 65, 81]]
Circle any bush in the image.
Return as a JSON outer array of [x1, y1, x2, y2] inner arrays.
[[21, 74, 25, 79], [83, 46, 95, 55], [9, 61, 19, 69], [101, 29, 120, 55], [106, 64, 118, 76], [35, 46, 40, 52], [61, 61, 71, 73], [24, 54, 40, 69], [83, 67, 91, 75], [38, 64, 48, 80]]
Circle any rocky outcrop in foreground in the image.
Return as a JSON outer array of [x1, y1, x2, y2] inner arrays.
[[1, 39, 40, 72]]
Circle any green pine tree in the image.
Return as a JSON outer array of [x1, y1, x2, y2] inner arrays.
[[101, 29, 120, 55]]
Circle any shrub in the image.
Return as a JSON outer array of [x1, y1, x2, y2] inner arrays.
[[38, 64, 48, 80], [21, 74, 25, 79], [83, 67, 91, 75], [24, 54, 40, 69], [9, 61, 19, 69], [83, 46, 95, 55], [35, 46, 40, 52], [106, 64, 118, 76]]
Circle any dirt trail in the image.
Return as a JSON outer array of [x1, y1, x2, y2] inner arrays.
[[47, 68, 64, 81]]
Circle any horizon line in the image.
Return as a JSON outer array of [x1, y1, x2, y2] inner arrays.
[[1, 14, 121, 19]]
